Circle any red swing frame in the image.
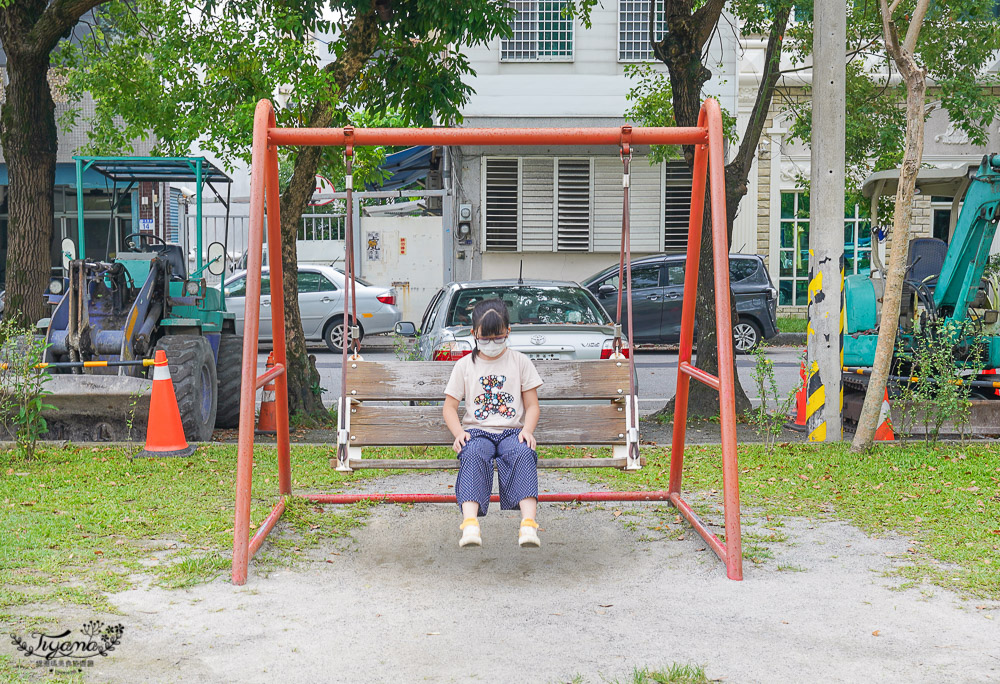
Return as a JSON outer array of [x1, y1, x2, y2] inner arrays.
[[231, 98, 742, 584]]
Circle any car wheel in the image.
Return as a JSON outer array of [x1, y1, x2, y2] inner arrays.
[[324, 316, 364, 353], [733, 318, 762, 354]]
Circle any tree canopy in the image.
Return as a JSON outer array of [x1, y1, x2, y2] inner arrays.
[[779, 0, 1000, 199], [56, 0, 513, 180]]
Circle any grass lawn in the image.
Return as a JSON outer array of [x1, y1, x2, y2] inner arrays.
[[0, 445, 379, 626], [1, 440, 998, 631], [583, 441, 1000, 599], [777, 316, 807, 333]]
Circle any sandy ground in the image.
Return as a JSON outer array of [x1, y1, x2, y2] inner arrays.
[[4, 471, 999, 683]]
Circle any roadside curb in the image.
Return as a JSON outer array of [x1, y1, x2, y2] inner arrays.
[[771, 332, 806, 347]]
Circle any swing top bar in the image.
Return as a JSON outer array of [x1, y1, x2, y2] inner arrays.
[[267, 126, 708, 148]]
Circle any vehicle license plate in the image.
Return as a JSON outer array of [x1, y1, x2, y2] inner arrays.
[[527, 353, 559, 360]]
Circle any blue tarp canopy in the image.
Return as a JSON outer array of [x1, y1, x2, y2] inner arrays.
[[0, 163, 127, 188], [366, 145, 433, 191]]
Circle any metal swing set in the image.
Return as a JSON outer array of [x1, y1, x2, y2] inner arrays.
[[230, 98, 744, 585]]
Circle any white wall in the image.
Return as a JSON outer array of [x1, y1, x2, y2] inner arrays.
[[481, 251, 657, 284], [461, 5, 738, 120], [361, 216, 445, 323]]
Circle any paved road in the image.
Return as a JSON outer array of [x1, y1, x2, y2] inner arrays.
[[255, 345, 803, 415]]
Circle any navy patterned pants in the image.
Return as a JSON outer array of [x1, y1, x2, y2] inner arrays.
[[456, 428, 538, 516]]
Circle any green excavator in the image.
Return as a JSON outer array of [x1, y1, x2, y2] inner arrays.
[[843, 153, 1000, 432]]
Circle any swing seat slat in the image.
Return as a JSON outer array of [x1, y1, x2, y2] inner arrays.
[[345, 359, 631, 401], [345, 456, 646, 470], [348, 404, 628, 446]]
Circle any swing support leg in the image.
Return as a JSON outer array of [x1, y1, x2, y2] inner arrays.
[[667, 100, 743, 581]]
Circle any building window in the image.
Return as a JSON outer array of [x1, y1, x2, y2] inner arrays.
[[664, 161, 692, 252], [618, 0, 667, 61], [778, 192, 874, 306], [483, 158, 520, 251], [556, 158, 591, 251], [844, 204, 872, 277], [501, 1, 574, 62], [931, 196, 953, 242], [778, 191, 810, 306]]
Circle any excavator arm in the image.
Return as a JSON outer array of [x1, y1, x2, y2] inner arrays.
[[933, 154, 1000, 322]]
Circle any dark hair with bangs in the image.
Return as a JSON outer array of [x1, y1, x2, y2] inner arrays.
[[470, 298, 510, 362]]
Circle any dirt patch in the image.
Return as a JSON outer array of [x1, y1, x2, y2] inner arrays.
[[3, 471, 998, 683]]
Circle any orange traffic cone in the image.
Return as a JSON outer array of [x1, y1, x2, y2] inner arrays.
[[137, 350, 196, 458], [874, 389, 894, 441], [256, 352, 277, 435], [794, 359, 808, 427]]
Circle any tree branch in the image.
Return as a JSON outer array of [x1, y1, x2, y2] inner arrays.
[[878, 0, 903, 62], [693, 0, 726, 48], [902, 0, 931, 55], [731, 5, 791, 178], [649, 0, 658, 59], [30, 0, 107, 55]]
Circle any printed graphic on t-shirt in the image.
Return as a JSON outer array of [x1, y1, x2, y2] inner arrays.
[[473, 375, 516, 420]]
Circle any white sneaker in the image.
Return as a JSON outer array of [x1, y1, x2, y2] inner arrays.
[[459, 518, 482, 547], [519, 519, 540, 548]]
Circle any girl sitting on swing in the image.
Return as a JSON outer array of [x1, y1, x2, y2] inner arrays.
[[443, 298, 543, 549]]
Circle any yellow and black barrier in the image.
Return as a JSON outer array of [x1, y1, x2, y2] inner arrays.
[[842, 366, 1000, 389], [0, 359, 156, 371]]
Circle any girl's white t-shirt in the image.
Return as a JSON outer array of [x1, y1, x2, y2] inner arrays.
[[444, 349, 543, 433]]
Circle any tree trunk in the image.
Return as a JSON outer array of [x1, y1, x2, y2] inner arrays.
[[278, 6, 380, 418], [851, 6, 928, 452], [0, 51, 57, 328], [652, 0, 787, 418]]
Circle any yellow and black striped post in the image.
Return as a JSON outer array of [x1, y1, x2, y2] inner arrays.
[[805, 254, 845, 443]]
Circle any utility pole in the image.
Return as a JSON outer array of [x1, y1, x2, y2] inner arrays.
[[806, 1, 846, 441]]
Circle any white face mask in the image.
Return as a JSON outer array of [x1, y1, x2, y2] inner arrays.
[[477, 338, 507, 357]]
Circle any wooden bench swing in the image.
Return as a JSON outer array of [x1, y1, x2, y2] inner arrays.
[[231, 98, 744, 584]]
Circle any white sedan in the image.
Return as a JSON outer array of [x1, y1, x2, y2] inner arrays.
[[224, 265, 401, 352]]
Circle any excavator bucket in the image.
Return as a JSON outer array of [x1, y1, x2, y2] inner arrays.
[[37, 375, 152, 442]]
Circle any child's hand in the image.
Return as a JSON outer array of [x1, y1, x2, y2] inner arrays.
[[453, 431, 472, 453], [518, 430, 537, 450]]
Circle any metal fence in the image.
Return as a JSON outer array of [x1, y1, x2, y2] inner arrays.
[[186, 212, 346, 280]]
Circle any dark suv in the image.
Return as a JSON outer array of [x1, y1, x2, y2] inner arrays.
[[583, 254, 779, 352]]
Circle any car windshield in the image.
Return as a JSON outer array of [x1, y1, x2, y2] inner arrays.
[[447, 286, 608, 327]]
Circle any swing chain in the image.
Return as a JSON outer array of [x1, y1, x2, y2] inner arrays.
[[337, 132, 357, 472], [619, 126, 640, 469]]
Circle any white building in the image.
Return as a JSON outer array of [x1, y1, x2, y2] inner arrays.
[[451, 1, 739, 285]]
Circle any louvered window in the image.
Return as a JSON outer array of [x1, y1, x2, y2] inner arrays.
[[484, 158, 520, 251], [664, 161, 693, 252], [556, 159, 591, 251]]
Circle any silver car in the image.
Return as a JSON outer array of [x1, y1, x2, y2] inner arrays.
[[396, 280, 629, 361], [224, 265, 401, 352]]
